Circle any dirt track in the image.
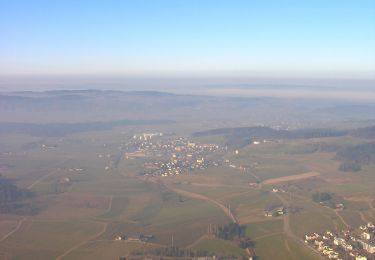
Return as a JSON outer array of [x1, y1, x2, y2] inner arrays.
[[56, 222, 108, 260], [263, 171, 320, 185], [274, 193, 325, 260], [163, 182, 238, 224], [0, 217, 26, 243]]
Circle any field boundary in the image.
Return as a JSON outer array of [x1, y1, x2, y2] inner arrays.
[[162, 181, 238, 224], [0, 217, 26, 243], [55, 222, 108, 260], [263, 171, 320, 185]]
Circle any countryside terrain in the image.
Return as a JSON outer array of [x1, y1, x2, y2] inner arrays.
[[0, 90, 375, 260]]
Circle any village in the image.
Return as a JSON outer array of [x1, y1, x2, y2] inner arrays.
[[304, 222, 375, 260], [124, 133, 224, 177]]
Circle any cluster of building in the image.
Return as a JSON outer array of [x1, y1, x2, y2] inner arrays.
[[115, 234, 154, 242], [125, 133, 223, 177], [304, 222, 375, 259], [264, 206, 286, 217], [271, 186, 287, 193], [120, 256, 221, 260]]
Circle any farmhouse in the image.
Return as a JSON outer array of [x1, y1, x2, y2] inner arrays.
[[359, 239, 375, 254], [361, 232, 371, 240]]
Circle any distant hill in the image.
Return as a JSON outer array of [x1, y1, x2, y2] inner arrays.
[[1, 89, 375, 130], [0, 119, 174, 137]]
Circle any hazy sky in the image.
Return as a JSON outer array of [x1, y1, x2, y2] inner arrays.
[[0, 0, 374, 77]]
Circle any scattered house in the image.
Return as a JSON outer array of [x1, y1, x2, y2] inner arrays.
[[344, 243, 353, 251], [359, 239, 375, 254], [276, 207, 285, 215], [264, 212, 272, 217], [115, 236, 126, 241], [361, 232, 371, 240], [187, 142, 196, 148], [360, 225, 367, 231], [115, 234, 154, 242], [305, 225, 373, 260], [306, 234, 319, 241], [335, 203, 344, 210], [196, 158, 204, 164], [127, 235, 141, 241], [334, 237, 345, 246]]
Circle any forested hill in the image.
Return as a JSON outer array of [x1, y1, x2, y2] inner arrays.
[[192, 126, 348, 148], [336, 142, 375, 165], [351, 125, 375, 139], [193, 126, 285, 139], [0, 176, 33, 203], [0, 119, 174, 137]]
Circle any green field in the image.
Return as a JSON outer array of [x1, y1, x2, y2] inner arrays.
[[0, 220, 103, 260], [255, 234, 318, 260], [1, 126, 374, 259], [191, 238, 247, 258], [246, 219, 283, 239], [100, 196, 129, 219]]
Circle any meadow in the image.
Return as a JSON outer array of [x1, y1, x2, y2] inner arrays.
[[0, 125, 374, 259]]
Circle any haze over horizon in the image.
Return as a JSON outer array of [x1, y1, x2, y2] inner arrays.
[[1, 0, 374, 83]]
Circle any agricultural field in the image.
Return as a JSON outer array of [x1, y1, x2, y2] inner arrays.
[[255, 234, 317, 260], [1, 119, 375, 260]]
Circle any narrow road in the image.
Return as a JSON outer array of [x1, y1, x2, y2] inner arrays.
[[368, 200, 375, 217], [0, 217, 26, 243], [245, 169, 262, 184], [27, 158, 71, 190], [186, 234, 209, 249], [274, 193, 294, 238], [334, 211, 350, 229], [27, 168, 61, 189], [274, 193, 325, 260], [285, 192, 351, 229], [104, 195, 113, 215], [163, 181, 238, 224], [55, 222, 108, 260], [359, 211, 370, 224], [253, 231, 283, 241]]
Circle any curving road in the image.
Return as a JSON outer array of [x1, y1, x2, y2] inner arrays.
[[0, 217, 27, 243], [274, 193, 325, 260], [164, 182, 238, 224]]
